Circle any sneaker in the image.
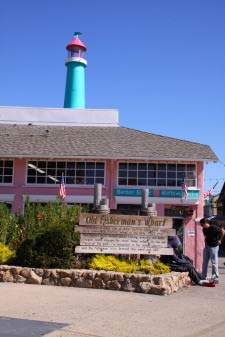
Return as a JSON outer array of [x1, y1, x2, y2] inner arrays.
[[211, 275, 219, 284]]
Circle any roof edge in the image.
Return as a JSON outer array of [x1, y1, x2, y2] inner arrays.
[[0, 154, 218, 162]]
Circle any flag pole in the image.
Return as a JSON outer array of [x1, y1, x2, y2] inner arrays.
[[203, 180, 219, 200]]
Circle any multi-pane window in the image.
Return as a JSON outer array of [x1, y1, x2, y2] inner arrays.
[[0, 160, 13, 183], [27, 161, 105, 185], [118, 163, 196, 187]]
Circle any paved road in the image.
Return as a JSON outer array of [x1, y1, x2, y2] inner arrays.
[[0, 259, 225, 337]]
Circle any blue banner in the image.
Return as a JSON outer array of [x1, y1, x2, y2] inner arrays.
[[114, 188, 200, 199], [114, 189, 154, 197]]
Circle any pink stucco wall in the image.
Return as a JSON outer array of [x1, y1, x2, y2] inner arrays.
[[195, 161, 205, 271], [1, 158, 205, 271], [183, 162, 204, 270]]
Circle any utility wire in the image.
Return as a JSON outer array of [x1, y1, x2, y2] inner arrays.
[[204, 178, 225, 181]]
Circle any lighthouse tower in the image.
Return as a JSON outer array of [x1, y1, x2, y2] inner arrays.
[[64, 32, 87, 109]]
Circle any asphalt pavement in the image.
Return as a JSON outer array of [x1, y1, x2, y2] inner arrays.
[[0, 258, 225, 337]]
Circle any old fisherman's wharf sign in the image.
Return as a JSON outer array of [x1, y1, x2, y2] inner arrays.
[[75, 213, 174, 255]]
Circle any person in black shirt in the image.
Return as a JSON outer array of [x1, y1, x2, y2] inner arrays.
[[200, 218, 225, 283]]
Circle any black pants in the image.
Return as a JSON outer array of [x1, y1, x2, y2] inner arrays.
[[160, 254, 203, 285]]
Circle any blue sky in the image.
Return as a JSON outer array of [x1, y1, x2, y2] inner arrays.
[[1, 0, 225, 194]]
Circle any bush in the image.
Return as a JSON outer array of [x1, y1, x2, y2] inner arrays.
[[89, 255, 170, 274], [0, 243, 15, 264], [153, 260, 171, 274], [33, 228, 74, 268], [20, 198, 80, 242], [89, 255, 137, 273], [15, 227, 75, 268], [0, 203, 18, 248], [15, 239, 35, 267], [0, 200, 81, 251]]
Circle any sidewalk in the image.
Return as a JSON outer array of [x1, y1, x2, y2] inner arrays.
[[0, 258, 225, 337]]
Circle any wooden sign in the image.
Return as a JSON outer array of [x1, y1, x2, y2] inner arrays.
[[75, 246, 173, 255], [75, 213, 174, 256], [79, 213, 172, 228], [76, 225, 175, 236], [80, 234, 168, 248]]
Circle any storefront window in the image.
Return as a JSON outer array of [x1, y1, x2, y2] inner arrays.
[[0, 160, 13, 183], [27, 161, 105, 185], [118, 162, 197, 187]]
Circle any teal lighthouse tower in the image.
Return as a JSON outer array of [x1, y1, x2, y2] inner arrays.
[[64, 32, 87, 109]]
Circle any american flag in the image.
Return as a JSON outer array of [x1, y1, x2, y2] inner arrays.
[[203, 181, 218, 199], [181, 179, 188, 199], [59, 174, 66, 201]]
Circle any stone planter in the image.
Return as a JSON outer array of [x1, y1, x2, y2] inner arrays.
[[0, 265, 189, 295]]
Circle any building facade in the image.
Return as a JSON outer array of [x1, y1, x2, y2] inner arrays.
[[0, 34, 218, 270]]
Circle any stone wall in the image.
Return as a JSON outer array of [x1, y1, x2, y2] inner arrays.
[[0, 265, 189, 295]]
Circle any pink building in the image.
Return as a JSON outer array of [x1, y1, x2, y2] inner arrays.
[[0, 34, 218, 270]]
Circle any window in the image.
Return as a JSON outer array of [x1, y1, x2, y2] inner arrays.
[[118, 162, 196, 187], [27, 161, 105, 185], [0, 160, 13, 183]]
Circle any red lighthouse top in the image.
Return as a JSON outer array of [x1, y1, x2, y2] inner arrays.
[[66, 32, 87, 52]]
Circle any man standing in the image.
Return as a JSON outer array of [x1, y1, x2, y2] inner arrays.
[[200, 218, 225, 283]]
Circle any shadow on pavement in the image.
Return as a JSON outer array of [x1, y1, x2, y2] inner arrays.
[[0, 317, 68, 337]]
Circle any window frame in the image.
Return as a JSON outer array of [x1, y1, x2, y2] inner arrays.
[[117, 162, 197, 188], [0, 159, 14, 184], [26, 160, 105, 186]]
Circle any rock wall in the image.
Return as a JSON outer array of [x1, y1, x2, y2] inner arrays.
[[0, 265, 189, 295]]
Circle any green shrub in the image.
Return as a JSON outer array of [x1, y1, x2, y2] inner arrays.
[[0, 203, 18, 248], [15, 239, 36, 267], [15, 227, 75, 268], [0, 199, 81, 266], [33, 228, 74, 268], [0, 242, 15, 264], [89, 255, 170, 274], [0, 199, 80, 252], [20, 198, 80, 241]]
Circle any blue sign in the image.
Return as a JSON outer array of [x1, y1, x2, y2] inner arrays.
[[187, 190, 200, 199], [114, 189, 154, 197], [160, 190, 200, 199], [160, 190, 183, 198], [114, 188, 200, 199]]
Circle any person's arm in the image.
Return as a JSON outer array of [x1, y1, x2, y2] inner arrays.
[[172, 252, 190, 265]]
